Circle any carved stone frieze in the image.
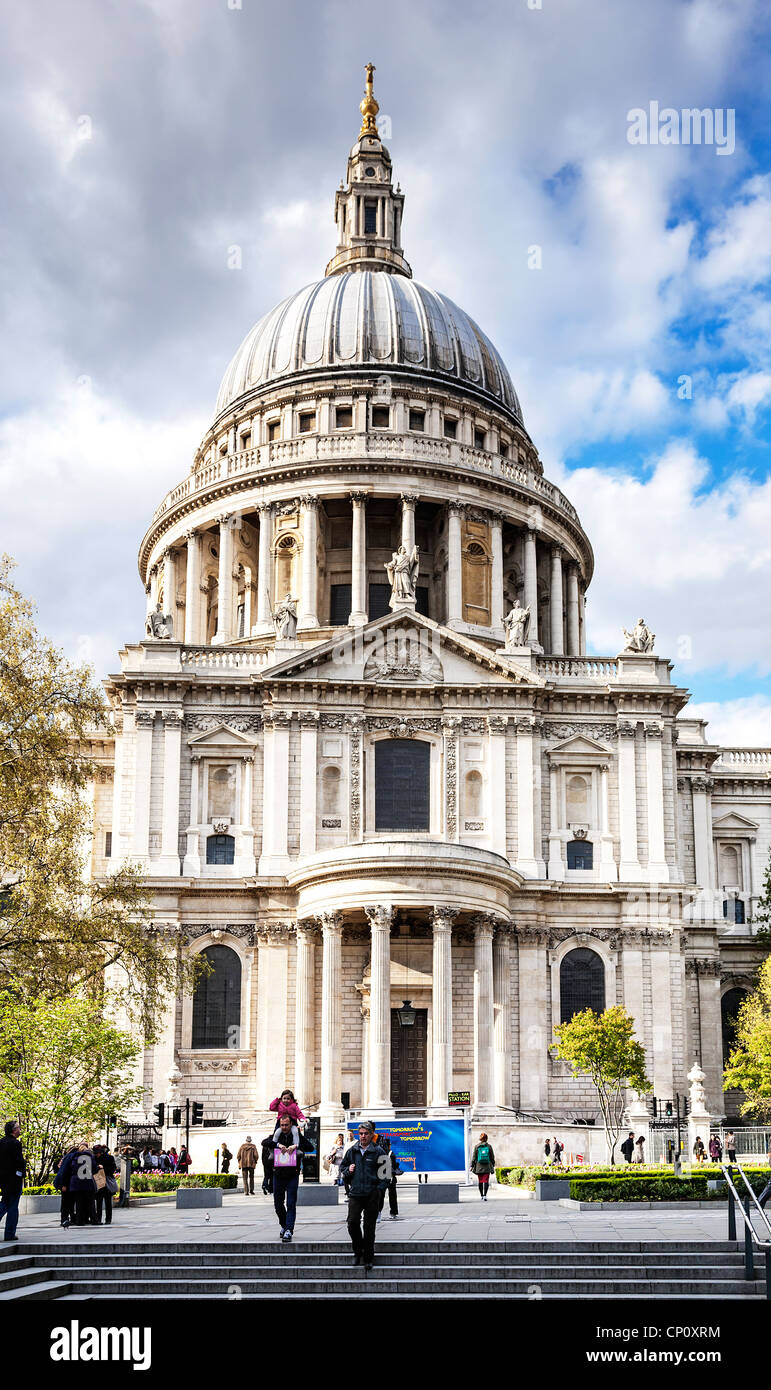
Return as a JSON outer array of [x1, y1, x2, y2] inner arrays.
[[134, 709, 156, 729], [685, 957, 721, 976], [255, 919, 296, 943], [443, 716, 459, 838], [185, 714, 262, 732], [320, 714, 344, 730], [617, 721, 638, 739], [487, 716, 509, 735], [263, 710, 292, 731], [180, 923, 256, 945], [193, 1060, 236, 1073], [461, 718, 486, 734]]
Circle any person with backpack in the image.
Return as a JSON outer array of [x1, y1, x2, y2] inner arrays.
[[551, 1137, 564, 1165], [470, 1133, 495, 1200], [620, 1131, 635, 1163], [543, 1138, 550, 1162], [92, 1144, 118, 1225]]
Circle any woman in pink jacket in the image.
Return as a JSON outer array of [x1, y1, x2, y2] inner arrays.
[[270, 1089, 306, 1124]]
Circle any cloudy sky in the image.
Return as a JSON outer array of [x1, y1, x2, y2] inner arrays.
[[1, 0, 769, 744]]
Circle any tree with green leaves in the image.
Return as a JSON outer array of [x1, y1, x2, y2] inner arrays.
[[750, 848, 771, 947], [723, 955, 771, 1118], [551, 1005, 651, 1164], [0, 554, 196, 1032], [0, 988, 144, 1184]]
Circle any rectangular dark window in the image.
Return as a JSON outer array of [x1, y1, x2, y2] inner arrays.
[[298, 412, 316, 433], [371, 405, 390, 429], [267, 420, 281, 441], [499, 441, 509, 458], [329, 584, 352, 625], [368, 583, 391, 620], [364, 201, 378, 234], [443, 418, 457, 440], [336, 406, 353, 429], [409, 410, 425, 432], [474, 428, 486, 449], [239, 431, 251, 450], [104, 831, 112, 858], [416, 586, 429, 617], [375, 739, 431, 831]]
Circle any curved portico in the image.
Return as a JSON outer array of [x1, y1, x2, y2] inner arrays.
[[287, 840, 519, 1120]]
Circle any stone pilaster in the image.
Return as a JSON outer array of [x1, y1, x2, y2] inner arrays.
[[365, 904, 394, 1112], [294, 923, 317, 1107], [645, 723, 669, 883], [430, 906, 458, 1107], [298, 495, 320, 629], [446, 501, 463, 625], [523, 526, 541, 650], [151, 709, 183, 876], [254, 502, 273, 634], [349, 492, 368, 626], [493, 924, 513, 1107], [318, 911, 344, 1124], [472, 915, 496, 1113], [183, 530, 203, 645], [617, 720, 642, 879], [214, 514, 237, 644]]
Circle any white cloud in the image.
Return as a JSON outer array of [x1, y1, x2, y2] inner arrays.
[[693, 174, 771, 291], [685, 697, 771, 748], [553, 440, 771, 674]]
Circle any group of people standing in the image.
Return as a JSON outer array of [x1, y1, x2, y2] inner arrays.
[[620, 1132, 647, 1163], [137, 1145, 191, 1174]]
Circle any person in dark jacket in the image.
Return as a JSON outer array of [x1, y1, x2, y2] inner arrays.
[[92, 1144, 117, 1225], [260, 1136, 274, 1195], [53, 1145, 79, 1228], [265, 1114, 314, 1242], [620, 1131, 635, 1163], [58, 1144, 98, 1226], [0, 1120, 25, 1241], [220, 1143, 233, 1174], [342, 1120, 387, 1269]]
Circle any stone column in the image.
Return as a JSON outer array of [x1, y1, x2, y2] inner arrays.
[[162, 548, 179, 636], [237, 754, 256, 875], [258, 712, 290, 874], [599, 764, 618, 880], [447, 502, 464, 626], [487, 715, 508, 857], [517, 929, 549, 1109], [400, 493, 418, 551], [183, 531, 203, 645], [650, 945, 674, 1099], [153, 709, 183, 876], [617, 721, 642, 879], [255, 924, 290, 1104], [473, 915, 495, 1113], [182, 754, 201, 875], [490, 512, 504, 633], [132, 709, 154, 863], [430, 907, 458, 1108], [145, 577, 154, 623], [254, 503, 273, 634], [349, 492, 368, 626], [493, 925, 513, 1107], [319, 911, 344, 1124], [547, 764, 565, 881], [214, 514, 237, 644], [549, 546, 564, 655], [691, 776, 717, 914], [299, 712, 319, 858], [515, 717, 541, 877], [365, 904, 394, 1112], [523, 526, 539, 649], [298, 495, 320, 629], [645, 723, 669, 883], [294, 923, 317, 1109], [566, 565, 580, 656], [578, 584, 587, 654]]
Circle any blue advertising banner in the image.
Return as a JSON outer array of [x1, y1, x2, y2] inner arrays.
[[345, 1117, 466, 1173]]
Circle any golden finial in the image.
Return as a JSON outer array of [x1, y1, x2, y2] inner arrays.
[[358, 61, 379, 138]]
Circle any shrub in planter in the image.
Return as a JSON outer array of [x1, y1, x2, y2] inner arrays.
[[570, 1176, 709, 1201], [178, 1174, 238, 1190], [22, 1185, 56, 1196]]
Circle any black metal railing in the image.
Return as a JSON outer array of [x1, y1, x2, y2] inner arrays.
[[720, 1160, 771, 1296]]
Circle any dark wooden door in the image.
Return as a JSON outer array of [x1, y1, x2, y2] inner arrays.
[[390, 1008, 427, 1107]]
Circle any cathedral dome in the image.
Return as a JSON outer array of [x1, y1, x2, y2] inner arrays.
[[214, 272, 524, 425]]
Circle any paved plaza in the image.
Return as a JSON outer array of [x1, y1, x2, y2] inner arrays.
[[16, 1182, 741, 1247]]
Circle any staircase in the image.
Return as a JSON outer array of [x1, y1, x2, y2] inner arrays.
[[0, 1240, 766, 1298]]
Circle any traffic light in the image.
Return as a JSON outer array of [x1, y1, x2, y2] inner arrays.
[[153, 1102, 165, 1127], [665, 1100, 673, 1118], [171, 1106, 182, 1126], [107, 1114, 117, 1128], [191, 1101, 204, 1126]]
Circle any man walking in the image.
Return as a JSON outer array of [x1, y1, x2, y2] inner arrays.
[[342, 1121, 387, 1270], [265, 1114, 313, 1242], [620, 1131, 635, 1164], [236, 1135, 259, 1195], [0, 1120, 25, 1242]]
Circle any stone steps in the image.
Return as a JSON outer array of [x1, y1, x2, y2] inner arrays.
[[1, 1240, 764, 1300]]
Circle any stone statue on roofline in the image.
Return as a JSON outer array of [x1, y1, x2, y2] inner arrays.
[[504, 598, 530, 649], [273, 593, 298, 641], [386, 543, 419, 609], [622, 617, 655, 653], [146, 603, 173, 639]]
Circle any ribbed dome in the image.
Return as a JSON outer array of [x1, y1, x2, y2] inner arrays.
[[214, 272, 523, 424]]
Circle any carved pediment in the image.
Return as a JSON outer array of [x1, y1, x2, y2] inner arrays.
[[547, 732, 613, 764], [262, 610, 546, 688], [187, 722, 258, 752], [712, 812, 759, 834]]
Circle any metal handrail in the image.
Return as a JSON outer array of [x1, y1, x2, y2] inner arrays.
[[719, 1162, 771, 1297], [733, 1159, 771, 1242]]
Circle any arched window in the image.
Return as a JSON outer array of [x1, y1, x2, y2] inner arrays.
[[462, 539, 491, 626], [375, 739, 430, 831], [560, 947, 605, 1022], [322, 765, 341, 815], [192, 945, 242, 1048], [206, 834, 235, 865], [721, 987, 747, 1063], [464, 770, 483, 818], [275, 533, 298, 600], [567, 839, 593, 870]]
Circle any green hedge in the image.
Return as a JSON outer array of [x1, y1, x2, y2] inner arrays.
[[131, 1172, 238, 1192], [571, 1177, 709, 1201], [22, 1185, 57, 1196], [497, 1162, 768, 1190]]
